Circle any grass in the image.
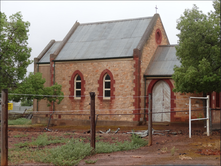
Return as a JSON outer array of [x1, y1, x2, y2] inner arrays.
[[63, 132, 72, 136], [8, 118, 32, 125], [160, 147, 168, 153], [85, 159, 98, 164], [14, 133, 67, 148], [96, 135, 104, 141], [9, 133, 148, 166], [13, 133, 29, 138], [171, 146, 178, 156]]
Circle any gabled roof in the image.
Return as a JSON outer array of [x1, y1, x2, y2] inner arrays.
[[37, 14, 162, 63], [144, 45, 181, 77], [39, 41, 61, 63]]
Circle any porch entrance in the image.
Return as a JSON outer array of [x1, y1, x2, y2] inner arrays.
[[152, 80, 171, 122]]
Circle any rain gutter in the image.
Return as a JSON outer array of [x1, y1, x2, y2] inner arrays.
[[144, 75, 172, 78], [52, 56, 134, 62], [36, 62, 50, 64]]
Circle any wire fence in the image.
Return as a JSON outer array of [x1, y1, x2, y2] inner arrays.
[[1, 92, 219, 133]]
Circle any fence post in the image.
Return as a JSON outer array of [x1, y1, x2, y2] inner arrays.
[[189, 97, 191, 138], [90, 92, 96, 150], [1, 89, 8, 166], [206, 95, 210, 136], [148, 93, 152, 146]]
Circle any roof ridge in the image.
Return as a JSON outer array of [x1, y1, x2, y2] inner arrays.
[[79, 16, 153, 25]]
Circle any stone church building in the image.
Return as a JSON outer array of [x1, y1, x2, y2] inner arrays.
[[33, 14, 220, 126]]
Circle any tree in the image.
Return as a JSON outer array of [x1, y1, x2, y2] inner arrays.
[[9, 72, 64, 106], [21, 99, 33, 106], [172, 0, 220, 94], [0, 12, 64, 105], [0, 12, 32, 91]]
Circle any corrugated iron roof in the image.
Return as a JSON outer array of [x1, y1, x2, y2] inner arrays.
[[144, 45, 181, 76], [55, 17, 152, 60], [39, 41, 61, 63]]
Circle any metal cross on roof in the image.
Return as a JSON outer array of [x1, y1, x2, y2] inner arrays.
[[155, 5, 158, 13]]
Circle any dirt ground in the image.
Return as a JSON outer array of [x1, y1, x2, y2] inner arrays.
[[5, 125, 221, 165]]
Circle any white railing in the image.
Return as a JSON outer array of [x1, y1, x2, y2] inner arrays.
[[189, 95, 210, 138]]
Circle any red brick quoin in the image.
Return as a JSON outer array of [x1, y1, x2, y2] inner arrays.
[[69, 70, 85, 101], [49, 54, 56, 117], [97, 69, 115, 102], [146, 79, 176, 122], [133, 49, 141, 121]]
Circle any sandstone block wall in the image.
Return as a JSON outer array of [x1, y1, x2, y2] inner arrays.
[[171, 80, 204, 122], [140, 17, 170, 116], [36, 64, 51, 117], [53, 58, 136, 122]]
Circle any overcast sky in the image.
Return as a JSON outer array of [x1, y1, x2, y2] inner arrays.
[[1, 1, 215, 74]]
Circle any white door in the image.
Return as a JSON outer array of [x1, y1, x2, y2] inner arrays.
[[152, 80, 171, 122]]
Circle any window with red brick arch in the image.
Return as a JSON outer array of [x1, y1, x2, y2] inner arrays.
[[103, 74, 111, 99], [74, 74, 81, 99]]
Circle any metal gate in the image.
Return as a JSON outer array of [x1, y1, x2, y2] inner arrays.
[[152, 80, 171, 122]]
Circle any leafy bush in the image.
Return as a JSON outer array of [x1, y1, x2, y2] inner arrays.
[[14, 133, 67, 148], [131, 133, 148, 147], [10, 133, 148, 166], [96, 134, 148, 153], [36, 139, 93, 166]]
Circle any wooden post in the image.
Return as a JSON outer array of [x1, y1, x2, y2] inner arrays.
[[1, 89, 8, 166], [148, 93, 152, 146], [90, 92, 96, 150]]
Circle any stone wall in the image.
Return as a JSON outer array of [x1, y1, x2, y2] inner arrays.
[[140, 17, 170, 119], [172, 80, 205, 122], [36, 64, 51, 117], [53, 58, 136, 123]]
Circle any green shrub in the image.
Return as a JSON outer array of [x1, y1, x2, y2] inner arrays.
[[36, 139, 93, 166], [10, 133, 148, 166], [131, 133, 148, 147], [14, 133, 67, 148]]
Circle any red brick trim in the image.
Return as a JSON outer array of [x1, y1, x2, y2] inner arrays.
[[211, 91, 221, 108], [69, 70, 85, 101], [146, 79, 176, 122], [211, 91, 216, 109], [98, 69, 115, 101], [155, 29, 162, 44], [50, 55, 56, 116], [133, 49, 141, 121]]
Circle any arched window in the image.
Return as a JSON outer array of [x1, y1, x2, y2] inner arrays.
[[103, 74, 111, 99], [69, 70, 85, 101], [75, 74, 81, 98], [98, 69, 115, 101]]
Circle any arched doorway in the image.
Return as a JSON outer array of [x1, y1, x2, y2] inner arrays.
[[152, 80, 171, 122]]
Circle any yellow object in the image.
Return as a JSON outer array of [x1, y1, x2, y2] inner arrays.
[[8, 103, 13, 110]]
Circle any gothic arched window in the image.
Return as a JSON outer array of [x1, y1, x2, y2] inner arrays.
[[103, 74, 111, 99], [75, 74, 81, 98]]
